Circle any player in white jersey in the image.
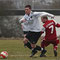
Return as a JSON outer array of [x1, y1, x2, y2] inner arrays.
[[19, 5, 54, 57]]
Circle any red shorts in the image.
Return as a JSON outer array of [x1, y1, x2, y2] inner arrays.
[[41, 39, 59, 48]]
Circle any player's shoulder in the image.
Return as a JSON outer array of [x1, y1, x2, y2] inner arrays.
[[49, 20, 56, 24], [43, 20, 54, 27], [50, 20, 54, 22], [33, 11, 40, 14], [23, 14, 29, 19], [43, 23, 47, 28], [24, 14, 28, 17]]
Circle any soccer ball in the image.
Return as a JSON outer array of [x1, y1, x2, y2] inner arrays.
[[0, 51, 8, 59]]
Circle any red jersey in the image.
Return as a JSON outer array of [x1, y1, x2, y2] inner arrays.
[[42, 20, 60, 41]]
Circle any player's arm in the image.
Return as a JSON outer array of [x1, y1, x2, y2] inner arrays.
[[54, 21, 60, 27], [19, 17, 26, 23], [40, 12, 54, 18], [55, 23, 60, 27], [33, 12, 54, 18]]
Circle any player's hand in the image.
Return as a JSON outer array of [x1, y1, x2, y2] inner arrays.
[[20, 19, 26, 23], [22, 19, 26, 22]]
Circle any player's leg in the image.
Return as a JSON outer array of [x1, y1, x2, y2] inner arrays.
[[30, 43, 37, 57], [23, 31, 32, 49], [30, 43, 42, 57], [32, 32, 42, 51], [23, 34, 27, 47], [54, 46, 57, 57], [40, 40, 49, 57], [23, 37, 32, 49], [53, 39, 59, 57], [26, 32, 42, 57]]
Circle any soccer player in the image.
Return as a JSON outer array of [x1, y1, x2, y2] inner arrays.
[[40, 16, 60, 57], [19, 5, 54, 57]]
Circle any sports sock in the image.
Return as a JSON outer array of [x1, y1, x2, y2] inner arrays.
[[25, 42, 32, 49], [54, 46, 57, 50], [35, 45, 41, 51], [32, 45, 41, 52], [54, 50, 57, 57]]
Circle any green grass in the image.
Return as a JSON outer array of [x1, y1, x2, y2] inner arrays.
[[0, 38, 60, 60]]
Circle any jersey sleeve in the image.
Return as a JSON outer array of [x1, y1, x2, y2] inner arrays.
[[19, 15, 28, 23], [33, 12, 54, 18], [54, 20, 60, 27], [33, 12, 50, 16], [41, 26, 45, 33], [19, 17, 25, 23], [40, 12, 54, 18]]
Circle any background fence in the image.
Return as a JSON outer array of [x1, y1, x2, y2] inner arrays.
[[0, 0, 60, 37]]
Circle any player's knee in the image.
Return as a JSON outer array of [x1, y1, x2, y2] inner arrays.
[[31, 44, 36, 48], [23, 38, 28, 44]]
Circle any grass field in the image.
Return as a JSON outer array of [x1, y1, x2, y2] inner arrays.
[[0, 38, 60, 60]]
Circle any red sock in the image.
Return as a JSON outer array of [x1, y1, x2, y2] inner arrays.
[[54, 46, 58, 50]]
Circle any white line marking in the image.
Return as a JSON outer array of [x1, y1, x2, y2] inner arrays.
[[10, 55, 38, 57]]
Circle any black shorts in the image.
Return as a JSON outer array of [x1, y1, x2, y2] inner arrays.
[[23, 31, 29, 34], [26, 31, 42, 44]]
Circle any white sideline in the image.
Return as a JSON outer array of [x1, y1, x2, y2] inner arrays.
[[10, 55, 38, 57]]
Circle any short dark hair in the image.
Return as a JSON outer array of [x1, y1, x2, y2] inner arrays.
[[25, 5, 31, 9], [42, 16, 48, 19]]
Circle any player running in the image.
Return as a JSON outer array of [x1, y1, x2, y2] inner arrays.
[[19, 5, 54, 57], [40, 16, 60, 57]]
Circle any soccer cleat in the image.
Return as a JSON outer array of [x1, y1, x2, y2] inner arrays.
[[54, 50, 57, 57], [30, 50, 37, 57], [40, 55, 46, 57], [40, 50, 47, 57]]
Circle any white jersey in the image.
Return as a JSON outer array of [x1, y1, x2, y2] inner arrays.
[[19, 16, 30, 31], [21, 22, 30, 31], [19, 11, 54, 32]]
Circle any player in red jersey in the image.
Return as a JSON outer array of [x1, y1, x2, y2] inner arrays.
[[40, 16, 60, 57]]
